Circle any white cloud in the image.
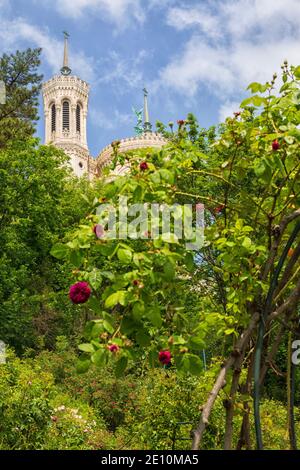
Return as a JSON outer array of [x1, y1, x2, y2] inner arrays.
[[218, 100, 242, 122], [97, 49, 148, 92], [160, 0, 300, 119], [51, 0, 145, 25], [166, 6, 221, 39], [0, 19, 96, 82], [221, 0, 300, 40]]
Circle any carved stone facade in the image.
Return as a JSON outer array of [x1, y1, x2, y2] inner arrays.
[[42, 74, 95, 177]]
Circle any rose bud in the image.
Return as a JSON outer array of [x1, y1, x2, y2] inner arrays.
[[272, 140, 280, 151], [108, 344, 119, 353], [140, 162, 149, 171]]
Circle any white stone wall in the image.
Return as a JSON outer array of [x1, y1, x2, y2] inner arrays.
[[97, 132, 167, 174], [42, 74, 94, 178]]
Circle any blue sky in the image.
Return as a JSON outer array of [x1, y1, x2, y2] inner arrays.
[[0, 0, 299, 157]]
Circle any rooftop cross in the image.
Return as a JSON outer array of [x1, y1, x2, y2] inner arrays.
[[61, 31, 72, 76]]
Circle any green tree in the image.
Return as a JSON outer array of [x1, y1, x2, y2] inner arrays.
[[0, 48, 42, 148], [0, 139, 96, 352]]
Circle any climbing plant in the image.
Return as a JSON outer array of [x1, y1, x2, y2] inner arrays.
[[52, 63, 300, 450]]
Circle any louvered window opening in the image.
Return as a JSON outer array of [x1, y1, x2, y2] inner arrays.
[[76, 104, 81, 133], [62, 101, 70, 131], [51, 104, 56, 132]]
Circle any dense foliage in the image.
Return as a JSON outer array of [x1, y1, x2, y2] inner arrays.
[[0, 47, 299, 450]]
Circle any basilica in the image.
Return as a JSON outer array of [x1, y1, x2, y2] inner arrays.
[[42, 34, 166, 178]]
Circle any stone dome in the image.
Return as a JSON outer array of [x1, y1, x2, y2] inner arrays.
[[96, 131, 167, 176]]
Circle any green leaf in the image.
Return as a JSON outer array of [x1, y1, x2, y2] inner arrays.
[[247, 82, 269, 93], [103, 320, 114, 334], [188, 355, 203, 376], [91, 322, 104, 338], [91, 348, 106, 367], [189, 335, 205, 349], [78, 343, 95, 353], [241, 95, 267, 108], [50, 243, 69, 260], [242, 237, 252, 250], [115, 356, 128, 377], [159, 169, 174, 183], [105, 290, 127, 308], [150, 172, 160, 184], [70, 250, 84, 268], [132, 301, 145, 321], [294, 66, 300, 79], [117, 248, 132, 264], [146, 307, 162, 327], [88, 269, 103, 290], [284, 135, 295, 145]]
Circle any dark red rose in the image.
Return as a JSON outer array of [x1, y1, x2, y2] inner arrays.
[[109, 344, 119, 353], [140, 162, 148, 171], [158, 350, 172, 365], [133, 279, 139, 286], [69, 281, 91, 304], [177, 119, 185, 127], [272, 140, 280, 151]]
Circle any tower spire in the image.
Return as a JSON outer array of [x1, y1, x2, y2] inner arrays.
[[61, 31, 71, 76], [143, 87, 152, 132]]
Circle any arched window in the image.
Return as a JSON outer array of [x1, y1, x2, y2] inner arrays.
[[76, 104, 81, 133], [62, 100, 70, 131], [51, 104, 56, 132]]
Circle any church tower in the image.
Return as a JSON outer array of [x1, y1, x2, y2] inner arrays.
[[42, 33, 92, 177]]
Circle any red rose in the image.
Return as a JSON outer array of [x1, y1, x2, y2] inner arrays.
[[272, 140, 280, 151], [177, 119, 185, 127], [140, 162, 148, 171], [234, 111, 241, 117], [69, 281, 91, 304], [158, 350, 172, 365], [109, 344, 119, 353]]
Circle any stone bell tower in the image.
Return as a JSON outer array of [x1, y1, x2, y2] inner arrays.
[[42, 32, 92, 177]]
